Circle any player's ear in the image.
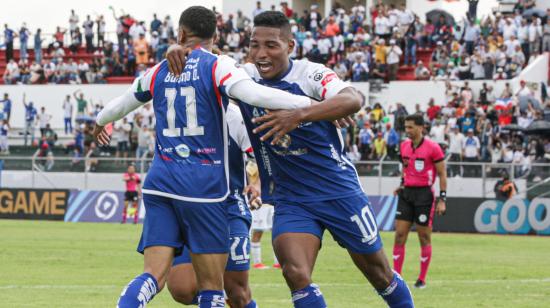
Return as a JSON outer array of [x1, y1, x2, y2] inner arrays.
[[177, 27, 186, 44], [287, 38, 295, 55]]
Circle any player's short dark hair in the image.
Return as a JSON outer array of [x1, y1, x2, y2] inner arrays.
[[253, 11, 291, 36], [178, 6, 217, 39], [405, 114, 424, 126]]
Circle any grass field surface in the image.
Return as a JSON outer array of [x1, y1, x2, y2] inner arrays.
[[1, 220, 549, 307]]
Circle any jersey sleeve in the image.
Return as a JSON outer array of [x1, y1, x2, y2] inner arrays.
[[214, 55, 251, 97], [431, 142, 445, 163], [227, 104, 253, 153], [131, 62, 163, 103], [306, 63, 351, 100]]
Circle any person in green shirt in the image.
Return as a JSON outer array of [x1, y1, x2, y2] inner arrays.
[[73, 90, 88, 116]]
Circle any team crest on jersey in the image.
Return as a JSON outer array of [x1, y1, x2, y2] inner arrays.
[[414, 159, 424, 171], [175, 144, 190, 158], [313, 72, 323, 81], [275, 134, 292, 148]]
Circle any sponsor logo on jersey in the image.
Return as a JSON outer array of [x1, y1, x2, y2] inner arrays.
[[196, 147, 217, 154], [418, 214, 428, 223], [313, 72, 323, 81], [275, 134, 292, 148], [175, 144, 190, 158]]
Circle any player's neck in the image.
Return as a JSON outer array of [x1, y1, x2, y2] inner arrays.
[[180, 39, 213, 52]]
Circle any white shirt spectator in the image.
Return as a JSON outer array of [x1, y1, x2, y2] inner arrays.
[[37, 111, 52, 129], [302, 37, 315, 55], [227, 32, 240, 49], [318, 38, 332, 55], [448, 131, 465, 155], [386, 45, 402, 65], [69, 12, 80, 32], [429, 124, 446, 144], [462, 135, 481, 158], [375, 16, 390, 36], [129, 23, 146, 41], [502, 23, 517, 41], [78, 61, 89, 74], [504, 39, 521, 57], [139, 104, 155, 128], [63, 99, 73, 119]]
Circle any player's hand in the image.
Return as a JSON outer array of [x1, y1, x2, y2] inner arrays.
[[166, 44, 190, 76], [393, 186, 403, 196], [333, 116, 355, 129], [436, 199, 446, 216], [93, 123, 110, 146], [244, 184, 262, 210], [252, 109, 305, 145]]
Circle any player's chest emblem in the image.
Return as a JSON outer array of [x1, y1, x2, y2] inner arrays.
[[414, 159, 425, 172]]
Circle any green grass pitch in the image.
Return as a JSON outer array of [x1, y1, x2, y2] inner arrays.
[[1, 219, 549, 307]]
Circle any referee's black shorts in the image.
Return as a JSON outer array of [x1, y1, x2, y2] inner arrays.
[[125, 191, 139, 202], [396, 186, 435, 227]]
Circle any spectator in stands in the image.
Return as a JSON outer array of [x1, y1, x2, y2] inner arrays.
[[384, 123, 399, 160], [73, 90, 88, 116], [54, 26, 67, 48], [3, 59, 20, 84], [37, 106, 52, 138], [358, 122, 374, 160], [83, 15, 95, 53], [373, 132, 386, 159], [85, 141, 100, 172], [4, 24, 15, 63], [252, 1, 264, 18], [462, 128, 481, 177], [63, 95, 73, 134], [97, 15, 106, 48], [69, 9, 79, 37], [351, 54, 368, 81], [136, 124, 152, 163], [386, 39, 402, 81], [70, 27, 82, 54], [22, 93, 36, 146], [0, 120, 9, 154], [448, 125, 464, 177], [414, 60, 430, 80], [37, 136, 54, 171], [43, 123, 56, 148], [114, 118, 131, 164], [34, 29, 44, 64], [19, 23, 30, 60], [1, 93, 12, 125]]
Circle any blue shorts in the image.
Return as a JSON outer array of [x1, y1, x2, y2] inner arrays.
[[173, 214, 251, 272], [272, 194, 383, 254], [137, 194, 229, 255]]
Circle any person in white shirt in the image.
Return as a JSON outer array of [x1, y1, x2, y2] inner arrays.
[[375, 12, 390, 39], [386, 39, 402, 81], [302, 32, 315, 55], [252, 1, 265, 18], [429, 120, 446, 144], [3, 59, 20, 84], [69, 9, 80, 38], [139, 103, 155, 128], [226, 30, 241, 51], [37, 106, 52, 138], [448, 125, 464, 177], [114, 117, 132, 163], [317, 35, 332, 63], [502, 18, 517, 41], [528, 18, 541, 55], [78, 59, 90, 83], [504, 35, 521, 57], [63, 95, 73, 134], [462, 128, 480, 176]]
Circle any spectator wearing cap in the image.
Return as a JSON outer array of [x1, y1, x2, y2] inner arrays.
[[414, 60, 430, 80], [462, 128, 481, 176], [373, 132, 387, 159], [386, 39, 402, 81], [302, 31, 315, 56]]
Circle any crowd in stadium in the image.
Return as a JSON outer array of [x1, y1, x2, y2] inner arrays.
[[2, 1, 550, 84], [1, 1, 550, 179]]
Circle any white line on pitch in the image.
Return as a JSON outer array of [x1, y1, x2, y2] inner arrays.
[[1, 278, 550, 290]]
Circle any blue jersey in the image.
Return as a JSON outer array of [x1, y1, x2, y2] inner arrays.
[[225, 103, 253, 221], [239, 59, 364, 202], [131, 48, 249, 202]]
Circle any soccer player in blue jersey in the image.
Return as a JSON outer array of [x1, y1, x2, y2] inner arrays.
[[93, 7, 313, 308], [166, 11, 414, 308], [166, 103, 258, 308]]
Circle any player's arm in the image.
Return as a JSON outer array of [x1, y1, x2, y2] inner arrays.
[[435, 151, 447, 216], [215, 56, 312, 110], [244, 160, 262, 210], [94, 64, 159, 145], [252, 65, 362, 144]]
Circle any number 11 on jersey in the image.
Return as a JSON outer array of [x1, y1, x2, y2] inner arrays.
[[163, 87, 205, 137]]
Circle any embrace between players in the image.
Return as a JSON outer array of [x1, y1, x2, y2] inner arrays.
[[94, 6, 428, 308]]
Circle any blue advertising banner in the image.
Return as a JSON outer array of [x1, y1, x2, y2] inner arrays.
[[65, 190, 144, 223], [369, 195, 398, 231]]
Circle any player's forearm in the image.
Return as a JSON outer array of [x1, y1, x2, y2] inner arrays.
[[229, 79, 311, 109], [96, 91, 143, 126], [437, 165, 448, 192], [299, 88, 362, 122]]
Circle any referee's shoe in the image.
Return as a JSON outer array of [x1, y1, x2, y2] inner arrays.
[[414, 279, 426, 289]]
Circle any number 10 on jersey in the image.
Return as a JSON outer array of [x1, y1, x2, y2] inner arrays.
[[163, 87, 205, 137]]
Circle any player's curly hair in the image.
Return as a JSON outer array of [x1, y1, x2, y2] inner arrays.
[[253, 11, 291, 34], [178, 6, 216, 39]]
